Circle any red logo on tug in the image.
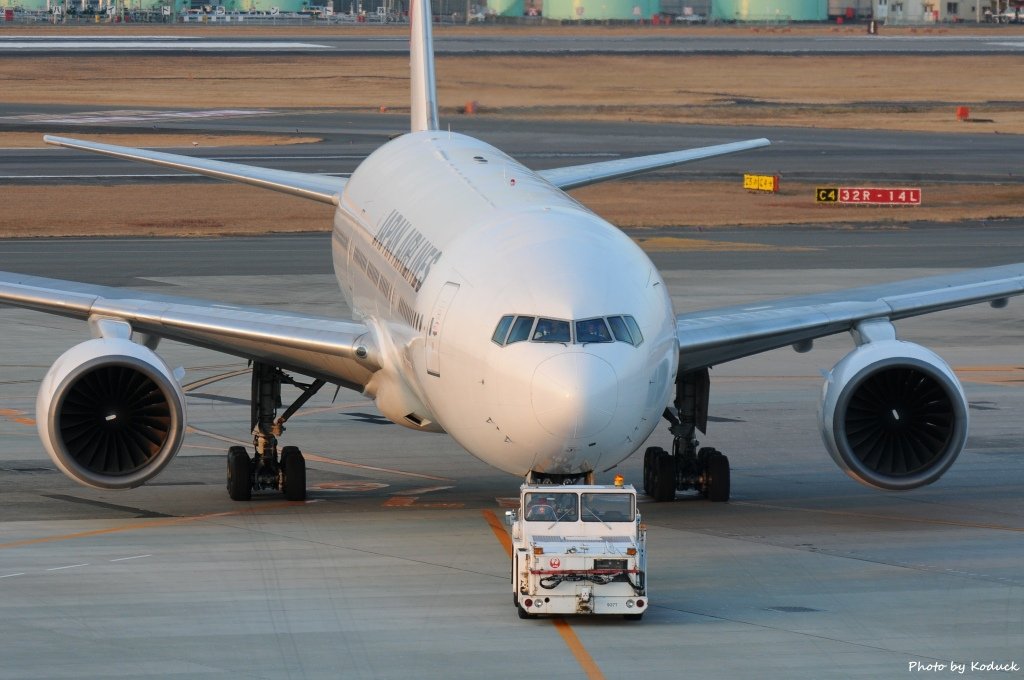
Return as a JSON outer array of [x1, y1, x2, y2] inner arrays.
[[549, 557, 561, 569]]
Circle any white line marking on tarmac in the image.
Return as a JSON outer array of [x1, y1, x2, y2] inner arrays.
[[393, 485, 454, 496], [47, 563, 89, 571], [0, 573, 25, 579], [0, 173, 350, 180], [110, 555, 151, 562], [0, 42, 332, 51], [187, 425, 453, 481]]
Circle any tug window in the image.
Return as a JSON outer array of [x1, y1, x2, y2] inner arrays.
[[575, 318, 613, 344], [506, 316, 535, 345], [533, 318, 571, 343], [491, 315, 514, 346], [581, 492, 635, 523], [525, 492, 579, 522]]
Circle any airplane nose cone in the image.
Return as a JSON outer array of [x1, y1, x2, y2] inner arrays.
[[532, 352, 618, 439]]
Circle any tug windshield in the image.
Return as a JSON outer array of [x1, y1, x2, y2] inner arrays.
[[581, 493, 635, 523], [524, 492, 579, 522]]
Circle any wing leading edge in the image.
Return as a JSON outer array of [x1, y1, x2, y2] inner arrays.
[[539, 138, 770, 191], [44, 135, 344, 205], [0, 272, 377, 391], [676, 263, 1024, 372]]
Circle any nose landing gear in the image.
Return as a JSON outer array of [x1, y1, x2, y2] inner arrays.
[[225, 361, 323, 501], [643, 368, 730, 503]]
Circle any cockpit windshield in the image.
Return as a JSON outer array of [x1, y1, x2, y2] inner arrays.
[[492, 314, 643, 348], [575, 318, 612, 344], [533, 318, 571, 343]]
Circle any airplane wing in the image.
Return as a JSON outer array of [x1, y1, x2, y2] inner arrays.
[[44, 135, 344, 205], [537, 138, 770, 191], [676, 263, 1024, 372], [0, 271, 377, 391]]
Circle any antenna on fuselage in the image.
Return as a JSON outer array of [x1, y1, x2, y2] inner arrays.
[[410, 0, 440, 132]]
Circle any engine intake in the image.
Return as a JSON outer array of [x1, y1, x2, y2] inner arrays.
[[36, 338, 186, 489], [819, 340, 968, 491]]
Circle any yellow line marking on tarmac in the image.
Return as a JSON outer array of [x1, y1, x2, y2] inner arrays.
[[0, 408, 35, 426], [481, 510, 606, 680], [552, 619, 607, 680], [382, 495, 464, 509], [482, 508, 513, 557], [0, 501, 299, 550], [954, 365, 1024, 387], [734, 501, 1024, 533]]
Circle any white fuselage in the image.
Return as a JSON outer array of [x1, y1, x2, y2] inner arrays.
[[331, 130, 678, 477]]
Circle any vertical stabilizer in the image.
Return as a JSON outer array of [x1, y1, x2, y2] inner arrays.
[[410, 0, 440, 132]]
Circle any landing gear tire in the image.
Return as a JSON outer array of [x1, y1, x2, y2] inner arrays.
[[643, 446, 660, 496], [652, 448, 676, 502], [280, 445, 306, 501], [227, 446, 252, 501], [624, 613, 644, 621], [706, 451, 731, 503]]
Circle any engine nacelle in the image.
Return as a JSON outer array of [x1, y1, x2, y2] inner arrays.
[[819, 339, 968, 491], [36, 338, 186, 490]]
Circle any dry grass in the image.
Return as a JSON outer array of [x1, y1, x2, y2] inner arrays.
[[2, 54, 1022, 133], [0, 184, 332, 237], [3, 180, 1023, 239], [2, 45, 1023, 238]]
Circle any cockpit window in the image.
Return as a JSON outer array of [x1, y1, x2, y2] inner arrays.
[[491, 315, 514, 346], [507, 316, 535, 345], [607, 316, 632, 344], [623, 315, 644, 347], [575, 318, 613, 344], [533, 318, 571, 343], [493, 314, 643, 347]]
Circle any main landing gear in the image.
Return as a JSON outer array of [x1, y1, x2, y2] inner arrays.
[[226, 361, 325, 502], [642, 368, 731, 503]]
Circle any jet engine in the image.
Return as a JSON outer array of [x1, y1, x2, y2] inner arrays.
[[36, 338, 186, 490], [818, 339, 968, 491]]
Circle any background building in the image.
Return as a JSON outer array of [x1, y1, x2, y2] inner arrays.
[[710, 0, 826, 20], [541, 0, 660, 19]]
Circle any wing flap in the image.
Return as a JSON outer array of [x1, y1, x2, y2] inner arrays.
[[677, 263, 1024, 371], [539, 138, 770, 191], [44, 135, 343, 205], [0, 272, 376, 390]]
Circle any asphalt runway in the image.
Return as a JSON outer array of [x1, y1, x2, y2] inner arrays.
[[3, 109, 1024, 187], [1, 229, 1023, 679], [2, 54, 1024, 675], [1, 31, 1024, 54]]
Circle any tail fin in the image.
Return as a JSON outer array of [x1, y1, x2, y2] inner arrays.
[[410, 0, 439, 132]]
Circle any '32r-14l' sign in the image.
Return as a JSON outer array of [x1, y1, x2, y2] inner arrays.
[[816, 187, 922, 205]]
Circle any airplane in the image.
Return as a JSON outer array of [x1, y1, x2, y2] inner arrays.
[[2, 1, 1023, 505]]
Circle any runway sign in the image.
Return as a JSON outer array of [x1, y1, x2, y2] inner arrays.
[[743, 174, 779, 193], [816, 187, 921, 205]]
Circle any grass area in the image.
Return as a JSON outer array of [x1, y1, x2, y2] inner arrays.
[[1, 54, 1023, 133], [4, 181, 1023, 240], [2, 43, 1022, 237]]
